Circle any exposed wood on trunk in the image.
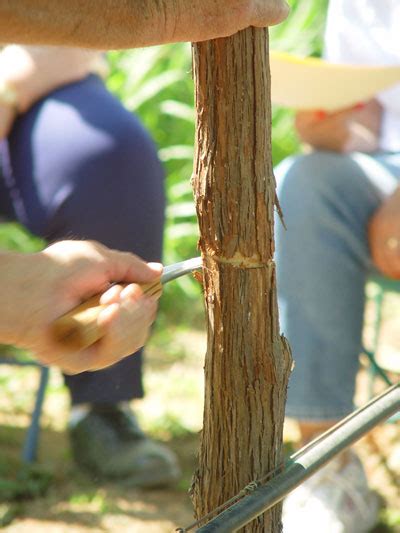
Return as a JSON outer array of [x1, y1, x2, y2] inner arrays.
[[190, 28, 292, 532]]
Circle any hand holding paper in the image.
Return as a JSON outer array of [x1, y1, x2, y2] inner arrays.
[[295, 99, 382, 153]]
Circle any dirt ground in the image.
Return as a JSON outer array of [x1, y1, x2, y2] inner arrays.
[[0, 426, 198, 532], [0, 301, 399, 532]]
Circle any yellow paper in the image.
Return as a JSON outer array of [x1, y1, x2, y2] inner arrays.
[[270, 51, 400, 111]]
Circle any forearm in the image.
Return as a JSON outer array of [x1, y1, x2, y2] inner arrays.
[[0, 250, 34, 345], [1, 0, 183, 49], [0, 0, 288, 49]]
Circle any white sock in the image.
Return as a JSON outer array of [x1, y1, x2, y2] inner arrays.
[[69, 403, 91, 428], [69, 401, 131, 427]]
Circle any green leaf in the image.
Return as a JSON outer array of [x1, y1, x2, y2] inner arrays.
[[125, 70, 186, 111]]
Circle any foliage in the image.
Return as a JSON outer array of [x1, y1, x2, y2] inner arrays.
[[0, 223, 44, 253], [270, 0, 329, 58]]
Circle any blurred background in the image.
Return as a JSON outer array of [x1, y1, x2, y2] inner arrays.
[[0, 1, 398, 531]]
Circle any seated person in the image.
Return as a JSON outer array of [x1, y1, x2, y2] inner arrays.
[[0, 45, 179, 488], [276, 0, 400, 531]]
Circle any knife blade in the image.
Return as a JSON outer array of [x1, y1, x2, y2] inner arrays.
[[161, 256, 202, 284]]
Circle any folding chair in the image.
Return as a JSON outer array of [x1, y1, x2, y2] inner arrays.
[[362, 274, 400, 423], [0, 356, 49, 462]]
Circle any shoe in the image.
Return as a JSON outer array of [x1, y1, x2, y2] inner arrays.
[[282, 451, 380, 533], [70, 404, 181, 488]]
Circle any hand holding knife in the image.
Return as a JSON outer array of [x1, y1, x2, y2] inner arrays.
[[51, 257, 202, 351]]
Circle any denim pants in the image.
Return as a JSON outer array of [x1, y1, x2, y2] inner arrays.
[[275, 150, 400, 421], [0, 75, 165, 405]]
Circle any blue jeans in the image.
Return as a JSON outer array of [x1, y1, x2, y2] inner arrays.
[[275, 150, 400, 421]]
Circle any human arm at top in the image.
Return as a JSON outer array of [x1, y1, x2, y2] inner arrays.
[[0, 0, 288, 49]]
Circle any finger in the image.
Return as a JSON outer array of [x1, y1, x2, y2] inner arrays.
[[253, 0, 290, 27], [35, 346, 89, 375], [105, 249, 163, 285], [32, 329, 116, 375], [100, 283, 145, 306], [99, 284, 124, 305], [88, 297, 158, 369], [353, 102, 366, 111], [314, 110, 327, 121], [120, 283, 145, 301], [36, 292, 158, 373], [295, 111, 326, 131], [99, 282, 151, 304]]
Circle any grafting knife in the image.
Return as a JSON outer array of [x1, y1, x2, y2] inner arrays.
[[160, 256, 202, 284]]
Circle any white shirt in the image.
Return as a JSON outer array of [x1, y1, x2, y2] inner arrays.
[[324, 0, 400, 152]]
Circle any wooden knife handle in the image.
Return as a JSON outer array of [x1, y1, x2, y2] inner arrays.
[[50, 280, 162, 351]]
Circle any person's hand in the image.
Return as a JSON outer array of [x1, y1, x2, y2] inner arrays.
[[215, 0, 290, 34], [254, 0, 290, 25], [0, 45, 100, 116], [295, 99, 383, 153], [0, 240, 162, 374], [369, 187, 400, 279], [176, 0, 289, 43]]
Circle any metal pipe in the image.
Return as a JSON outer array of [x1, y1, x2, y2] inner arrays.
[[197, 383, 400, 532]]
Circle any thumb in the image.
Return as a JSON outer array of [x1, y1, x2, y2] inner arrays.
[[105, 249, 163, 285]]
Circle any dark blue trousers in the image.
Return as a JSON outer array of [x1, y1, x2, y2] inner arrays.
[[0, 75, 165, 405]]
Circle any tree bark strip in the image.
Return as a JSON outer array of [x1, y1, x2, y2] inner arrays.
[[190, 28, 292, 532]]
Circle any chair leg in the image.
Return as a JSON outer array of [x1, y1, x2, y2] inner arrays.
[[363, 287, 396, 423], [22, 366, 49, 463], [367, 289, 386, 397]]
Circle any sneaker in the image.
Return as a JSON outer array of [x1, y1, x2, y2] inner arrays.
[[70, 404, 181, 488], [282, 451, 380, 533]]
